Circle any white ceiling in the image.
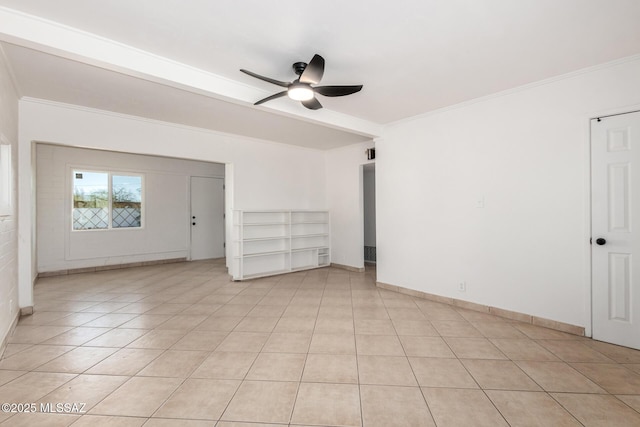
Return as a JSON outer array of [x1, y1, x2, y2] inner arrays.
[[0, 0, 639, 149]]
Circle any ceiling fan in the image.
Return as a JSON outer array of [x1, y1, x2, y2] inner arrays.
[[240, 54, 362, 110]]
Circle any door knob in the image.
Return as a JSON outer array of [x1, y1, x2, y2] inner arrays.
[[595, 238, 606, 245], [192, 222, 196, 226], [192, 216, 196, 219]]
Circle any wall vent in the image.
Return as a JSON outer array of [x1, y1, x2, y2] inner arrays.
[[364, 246, 376, 263]]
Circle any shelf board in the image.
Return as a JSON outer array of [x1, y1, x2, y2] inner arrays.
[[240, 236, 289, 242], [240, 210, 290, 213], [242, 250, 290, 258], [241, 222, 289, 226], [291, 221, 328, 224], [291, 246, 330, 253], [291, 264, 330, 273], [291, 233, 329, 238]]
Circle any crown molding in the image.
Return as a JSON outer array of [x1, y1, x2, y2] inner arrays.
[[387, 53, 640, 128]]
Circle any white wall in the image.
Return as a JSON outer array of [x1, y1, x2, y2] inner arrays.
[[378, 56, 640, 331], [363, 166, 376, 247], [36, 144, 225, 272], [326, 141, 374, 268], [0, 48, 19, 345], [19, 99, 327, 306]]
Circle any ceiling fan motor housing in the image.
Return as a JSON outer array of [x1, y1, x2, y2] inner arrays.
[[292, 62, 308, 76]]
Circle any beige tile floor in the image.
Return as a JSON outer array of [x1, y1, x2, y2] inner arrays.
[[1, 260, 640, 426]]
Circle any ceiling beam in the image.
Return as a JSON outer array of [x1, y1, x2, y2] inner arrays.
[[0, 6, 382, 138]]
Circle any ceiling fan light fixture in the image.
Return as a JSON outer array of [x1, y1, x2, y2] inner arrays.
[[241, 54, 362, 110], [288, 84, 314, 101]]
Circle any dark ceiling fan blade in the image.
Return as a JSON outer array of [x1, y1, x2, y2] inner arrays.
[[299, 54, 325, 84], [240, 69, 290, 88], [254, 91, 288, 105], [314, 85, 363, 97], [302, 97, 323, 110]]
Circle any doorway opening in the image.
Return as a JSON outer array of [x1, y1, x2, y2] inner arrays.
[[34, 143, 226, 275], [363, 163, 376, 265]]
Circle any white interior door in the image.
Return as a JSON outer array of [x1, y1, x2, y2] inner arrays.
[[190, 176, 225, 260], [592, 111, 640, 350]]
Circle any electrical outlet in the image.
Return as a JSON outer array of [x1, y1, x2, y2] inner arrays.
[[458, 282, 466, 292]]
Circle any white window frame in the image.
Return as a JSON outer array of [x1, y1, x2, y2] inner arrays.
[[71, 169, 145, 231]]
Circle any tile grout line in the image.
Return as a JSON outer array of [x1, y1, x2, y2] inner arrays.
[[381, 287, 439, 427], [286, 274, 324, 426], [350, 275, 365, 427]]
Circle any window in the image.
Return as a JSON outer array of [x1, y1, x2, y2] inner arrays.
[[0, 144, 11, 217], [72, 170, 143, 230]]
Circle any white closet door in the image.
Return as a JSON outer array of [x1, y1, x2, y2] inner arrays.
[[592, 111, 640, 349]]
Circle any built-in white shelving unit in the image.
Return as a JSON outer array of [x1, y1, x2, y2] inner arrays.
[[232, 210, 330, 280]]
